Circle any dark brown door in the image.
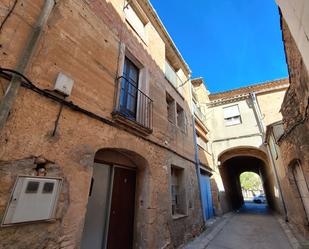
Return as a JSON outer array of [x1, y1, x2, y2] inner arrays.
[[107, 167, 136, 249]]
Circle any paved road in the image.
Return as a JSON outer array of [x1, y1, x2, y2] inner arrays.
[[183, 202, 293, 249]]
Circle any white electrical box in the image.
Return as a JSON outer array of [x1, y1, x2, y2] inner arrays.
[[1, 176, 62, 226], [54, 72, 74, 96]]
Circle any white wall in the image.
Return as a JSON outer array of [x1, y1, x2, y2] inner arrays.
[[209, 99, 261, 142]]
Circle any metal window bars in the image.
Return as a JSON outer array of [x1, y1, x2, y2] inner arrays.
[[114, 76, 153, 131]]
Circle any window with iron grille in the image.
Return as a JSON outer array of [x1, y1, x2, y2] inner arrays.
[[176, 103, 186, 131], [166, 92, 176, 123], [120, 57, 140, 119], [171, 166, 186, 216]]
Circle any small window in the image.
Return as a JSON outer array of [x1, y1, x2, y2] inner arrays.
[[124, 1, 147, 41], [223, 105, 241, 126], [120, 57, 140, 118], [176, 104, 186, 131], [166, 92, 176, 123], [171, 166, 186, 216], [165, 60, 178, 87]]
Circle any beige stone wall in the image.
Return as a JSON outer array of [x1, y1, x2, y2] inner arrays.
[[191, 80, 223, 214], [256, 89, 287, 126], [208, 82, 287, 214], [0, 0, 203, 248]]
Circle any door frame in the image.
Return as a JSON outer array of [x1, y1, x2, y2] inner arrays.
[[92, 160, 137, 249]]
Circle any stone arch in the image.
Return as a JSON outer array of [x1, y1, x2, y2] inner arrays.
[[218, 146, 268, 165], [81, 147, 150, 249], [218, 146, 277, 211]]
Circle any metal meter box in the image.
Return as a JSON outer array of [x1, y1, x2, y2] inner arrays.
[[1, 176, 62, 226], [54, 72, 74, 96]]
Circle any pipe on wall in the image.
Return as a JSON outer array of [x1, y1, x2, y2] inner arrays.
[[250, 92, 265, 135], [0, 0, 55, 130], [188, 80, 207, 224]]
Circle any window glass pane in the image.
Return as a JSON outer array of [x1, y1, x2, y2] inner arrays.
[[124, 1, 145, 39], [165, 61, 178, 87], [223, 105, 240, 118], [225, 116, 241, 126]]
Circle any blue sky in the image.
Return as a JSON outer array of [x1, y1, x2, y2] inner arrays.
[[151, 0, 288, 93]]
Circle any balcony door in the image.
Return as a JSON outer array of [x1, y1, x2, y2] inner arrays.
[[120, 57, 139, 119]]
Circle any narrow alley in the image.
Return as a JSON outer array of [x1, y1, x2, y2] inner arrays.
[[184, 202, 293, 249], [0, 0, 308, 248]]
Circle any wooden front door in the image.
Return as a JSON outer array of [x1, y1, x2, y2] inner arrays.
[[107, 167, 136, 249]]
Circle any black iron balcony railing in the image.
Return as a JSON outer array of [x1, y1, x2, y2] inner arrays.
[[112, 76, 153, 133]]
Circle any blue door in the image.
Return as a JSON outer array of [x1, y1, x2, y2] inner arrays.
[[200, 172, 214, 220]]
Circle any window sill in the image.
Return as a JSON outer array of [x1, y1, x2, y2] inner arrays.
[[172, 214, 188, 220], [167, 120, 186, 134], [112, 111, 152, 135]]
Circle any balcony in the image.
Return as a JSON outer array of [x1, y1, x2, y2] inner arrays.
[[193, 102, 207, 125], [192, 87, 198, 101], [112, 76, 153, 135]]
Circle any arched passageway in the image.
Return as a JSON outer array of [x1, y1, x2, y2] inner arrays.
[[81, 148, 149, 249], [218, 147, 277, 211]]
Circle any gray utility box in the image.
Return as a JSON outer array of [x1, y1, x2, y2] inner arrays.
[[1, 176, 62, 226]]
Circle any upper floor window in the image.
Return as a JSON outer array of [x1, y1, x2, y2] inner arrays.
[[176, 103, 186, 131], [124, 1, 148, 42], [166, 92, 176, 123], [165, 60, 178, 88], [120, 57, 140, 118], [223, 105, 241, 126]]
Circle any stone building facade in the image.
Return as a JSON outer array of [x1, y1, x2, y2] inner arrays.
[[191, 78, 221, 219], [0, 0, 203, 248], [266, 0, 309, 242], [207, 79, 289, 213]]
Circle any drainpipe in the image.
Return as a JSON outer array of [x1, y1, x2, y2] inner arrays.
[[265, 136, 289, 222], [189, 82, 207, 224], [250, 92, 265, 135], [0, 0, 55, 130]]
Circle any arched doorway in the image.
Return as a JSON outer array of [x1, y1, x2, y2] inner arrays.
[[81, 148, 148, 249], [218, 147, 276, 211], [289, 159, 309, 224]]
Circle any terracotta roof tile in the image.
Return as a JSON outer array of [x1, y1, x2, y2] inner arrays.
[[209, 78, 289, 101]]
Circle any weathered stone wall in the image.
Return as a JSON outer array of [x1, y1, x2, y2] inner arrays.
[[277, 16, 309, 239], [0, 158, 69, 249], [276, 0, 309, 74], [0, 0, 203, 248]]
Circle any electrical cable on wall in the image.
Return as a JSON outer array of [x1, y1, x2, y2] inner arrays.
[[0, 67, 196, 164], [0, 0, 18, 32]]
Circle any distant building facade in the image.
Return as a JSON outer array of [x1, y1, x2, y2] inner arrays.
[[207, 79, 289, 213]]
